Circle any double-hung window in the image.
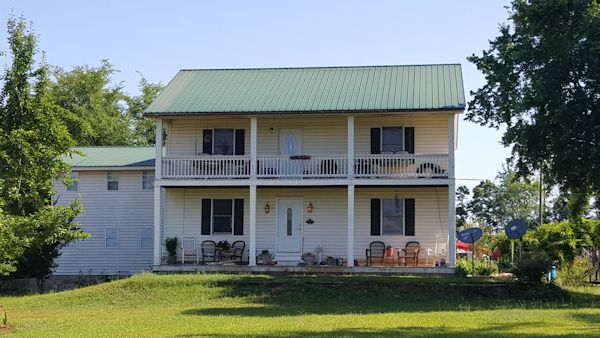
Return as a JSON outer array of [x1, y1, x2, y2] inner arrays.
[[67, 172, 79, 191], [140, 228, 153, 249], [382, 198, 404, 235], [106, 228, 119, 248], [202, 129, 245, 155], [381, 127, 404, 154], [370, 126, 415, 154], [107, 172, 119, 191], [212, 199, 233, 233], [213, 129, 235, 155], [142, 171, 154, 190]]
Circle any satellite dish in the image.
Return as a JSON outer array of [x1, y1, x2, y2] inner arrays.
[[505, 219, 529, 240], [457, 227, 483, 244]]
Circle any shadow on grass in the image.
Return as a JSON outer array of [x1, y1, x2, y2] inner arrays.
[[175, 323, 597, 338], [180, 275, 600, 317]]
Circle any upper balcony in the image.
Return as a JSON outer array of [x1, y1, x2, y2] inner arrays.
[[157, 113, 455, 182]]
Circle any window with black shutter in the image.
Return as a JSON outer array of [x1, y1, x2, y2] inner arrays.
[[371, 126, 415, 154], [202, 129, 245, 155], [370, 197, 415, 236], [201, 198, 244, 235]]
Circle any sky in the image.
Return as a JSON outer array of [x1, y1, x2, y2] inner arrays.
[[0, 0, 512, 189]]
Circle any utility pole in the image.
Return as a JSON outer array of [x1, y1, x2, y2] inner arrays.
[[539, 167, 544, 226]]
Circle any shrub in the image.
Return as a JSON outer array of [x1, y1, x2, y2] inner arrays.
[[473, 258, 498, 276], [454, 258, 472, 278], [165, 237, 178, 256], [557, 256, 593, 287], [512, 251, 552, 284]]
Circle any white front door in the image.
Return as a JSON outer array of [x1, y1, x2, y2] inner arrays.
[[277, 198, 303, 254]]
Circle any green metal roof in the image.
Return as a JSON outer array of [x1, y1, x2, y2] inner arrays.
[[66, 147, 155, 168], [144, 64, 465, 115]]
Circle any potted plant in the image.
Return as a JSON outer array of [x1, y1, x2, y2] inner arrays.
[[258, 249, 272, 261], [165, 237, 178, 264], [302, 252, 316, 265], [216, 240, 231, 251], [386, 245, 394, 257]]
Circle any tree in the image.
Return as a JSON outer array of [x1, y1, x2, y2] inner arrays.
[[467, 0, 600, 199], [467, 166, 540, 230], [51, 60, 132, 146], [126, 76, 163, 145], [456, 185, 470, 228], [0, 16, 87, 276]]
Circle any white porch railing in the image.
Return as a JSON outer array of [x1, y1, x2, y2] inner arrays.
[[257, 155, 348, 179], [161, 156, 251, 179], [354, 154, 449, 178], [160, 154, 448, 179]]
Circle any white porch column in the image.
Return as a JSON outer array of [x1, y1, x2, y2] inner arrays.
[[447, 113, 456, 267], [249, 184, 257, 266], [448, 113, 455, 179], [448, 182, 456, 267], [347, 115, 354, 178], [347, 184, 355, 267], [153, 118, 163, 266], [155, 118, 163, 179], [250, 117, 257, 180]]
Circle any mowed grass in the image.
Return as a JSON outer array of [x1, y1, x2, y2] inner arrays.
[[1, 274, 600, 337]]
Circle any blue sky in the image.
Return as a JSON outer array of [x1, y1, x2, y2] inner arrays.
[[0, 0, 512, 188]]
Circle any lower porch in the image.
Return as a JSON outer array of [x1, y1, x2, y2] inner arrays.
[[154, 186, 455, 271]]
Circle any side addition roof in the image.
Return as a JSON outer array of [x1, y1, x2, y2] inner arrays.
[[144, 64, 465, 116], [65, 147, 155, 169]]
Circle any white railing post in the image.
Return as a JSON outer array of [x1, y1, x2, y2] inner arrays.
[[250, 117, 257, 180], [448, 182, 456, 267], [153, 118, 163, 266], [448, 113, 456, 179], [347, 116, 354, 179]]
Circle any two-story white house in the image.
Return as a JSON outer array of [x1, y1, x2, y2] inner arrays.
[[144, 64, 464, 271]]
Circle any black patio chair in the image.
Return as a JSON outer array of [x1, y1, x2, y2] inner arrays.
[[398, 241, 421, 267], [365, 241, 386, 266], [230, 240, 246, 262], [200, 240, 221, 262]]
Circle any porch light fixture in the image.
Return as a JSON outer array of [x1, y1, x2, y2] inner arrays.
[[307, 202, 314, 213], [264, 203, 270, 214]]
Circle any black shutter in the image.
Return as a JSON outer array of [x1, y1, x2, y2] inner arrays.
[[370, 128, 381, 154], [405, 198, 415, 236], [404, 127, 415, 154], [201, 199, 211, 235], [370, 198, 381, 236], [235, 129, 245, 155], [233, 199, 244, 235], [202, 129, 213, 155]]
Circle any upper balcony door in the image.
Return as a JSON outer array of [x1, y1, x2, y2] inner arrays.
[[279, 128, 303, 156]]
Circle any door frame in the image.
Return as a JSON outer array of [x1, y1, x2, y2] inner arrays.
[[275, 197, 304, 254], [278, 128, 303, 155]]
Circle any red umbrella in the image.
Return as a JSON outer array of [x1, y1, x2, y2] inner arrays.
[[456, 241, 471, 251]]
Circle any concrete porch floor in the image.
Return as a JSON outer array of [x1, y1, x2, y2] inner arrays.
[[152, 264, 454, 276]]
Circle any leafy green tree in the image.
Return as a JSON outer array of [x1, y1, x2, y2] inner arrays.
[[468, 167, 540, 230], [51, 60, 132, 146], [456, 185, 470, 229], [126, 76, 163, 145], [0, 16, 87, 276], [467, 0, 600, 198]]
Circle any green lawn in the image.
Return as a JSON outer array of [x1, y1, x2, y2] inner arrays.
[[1, 274, 600, 337]]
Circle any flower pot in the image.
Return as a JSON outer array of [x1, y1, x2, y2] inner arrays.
[[303, 255, 316, 265], [386, 247, 394, 257], [167, 254, 177, 265]]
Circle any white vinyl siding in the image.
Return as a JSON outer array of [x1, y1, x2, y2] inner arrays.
[[67, 172, 79, 191], [53, 170, 154, 275], [107, 171, 119, 191], [142, 171, 154, 190], [165, 114, 451, 157]]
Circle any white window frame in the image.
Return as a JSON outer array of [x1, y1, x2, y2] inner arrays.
[[140, 227, 153, 249], [381, 198, 405, 235], [142, 171, 154, 191], [106, 228, 119, 248], [107, 171, 119, 191], [211, 199, 234, 234], [67, 171, 79, 191]]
